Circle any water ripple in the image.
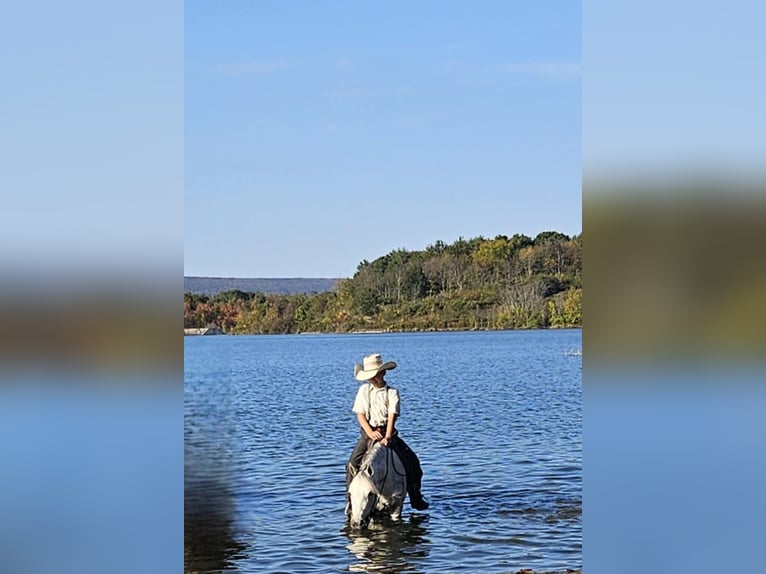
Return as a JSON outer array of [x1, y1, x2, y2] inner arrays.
[[185, 330, 581, 573]]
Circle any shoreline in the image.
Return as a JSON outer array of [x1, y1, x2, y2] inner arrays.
[[184, 326, 582, 336]]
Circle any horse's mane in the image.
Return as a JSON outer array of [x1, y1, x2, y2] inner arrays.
[[359, 441, 384, 472]]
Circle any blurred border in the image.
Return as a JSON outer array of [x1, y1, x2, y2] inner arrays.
[[584, 1, 766, 573], [0, 1, 182, 573]]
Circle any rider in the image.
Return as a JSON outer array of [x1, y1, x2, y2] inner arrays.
[[345, 353, 429, 511]]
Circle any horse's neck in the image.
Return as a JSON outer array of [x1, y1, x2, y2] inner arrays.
[[360, 443, 383, 471]]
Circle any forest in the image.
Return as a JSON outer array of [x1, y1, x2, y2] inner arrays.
[[184, 231, 582, 334]]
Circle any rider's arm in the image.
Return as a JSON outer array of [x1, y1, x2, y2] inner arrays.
[[382, 387, 400, 445], [385, 388, 400, 441], [384, 411, 397, 442], [357, 412, 382, 440]]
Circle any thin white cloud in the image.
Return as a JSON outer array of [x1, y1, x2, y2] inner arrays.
[[500, 61, 580, 80], [210, 59, 295, 76]]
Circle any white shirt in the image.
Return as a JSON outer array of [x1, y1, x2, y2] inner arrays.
[[352, 383, 400, 428]]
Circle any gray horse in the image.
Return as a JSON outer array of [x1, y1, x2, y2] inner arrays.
[[347, 442, 407, 529]]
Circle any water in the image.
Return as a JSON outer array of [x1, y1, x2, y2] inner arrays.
[[185, 330, 581, 573]]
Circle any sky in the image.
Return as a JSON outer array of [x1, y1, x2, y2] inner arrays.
[[584, 0, 766, 179], [184, 0, 581, 278], [1, 1, 182, 277]]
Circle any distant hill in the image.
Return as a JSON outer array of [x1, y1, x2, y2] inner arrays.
[[184, 276, 342, 296]]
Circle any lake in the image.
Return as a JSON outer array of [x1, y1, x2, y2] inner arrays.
[[184, 329, 582, 573]]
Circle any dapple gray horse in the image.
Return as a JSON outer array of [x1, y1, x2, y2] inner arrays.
[[347, 442, 407, 529]]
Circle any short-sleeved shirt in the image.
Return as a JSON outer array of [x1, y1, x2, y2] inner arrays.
[[352, 383, 400, 428]]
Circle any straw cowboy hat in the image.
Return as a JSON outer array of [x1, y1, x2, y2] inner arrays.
[[354, 353, 397, 381]]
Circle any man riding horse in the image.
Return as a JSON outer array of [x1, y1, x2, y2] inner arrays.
[[345, 353, 429, 513]]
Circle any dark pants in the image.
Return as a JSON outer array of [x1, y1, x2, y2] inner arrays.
[[345, 429, 424, 500]]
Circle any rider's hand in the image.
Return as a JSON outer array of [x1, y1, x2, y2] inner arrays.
[[380, 437, 389, 446], [368, 429, 383, 441]]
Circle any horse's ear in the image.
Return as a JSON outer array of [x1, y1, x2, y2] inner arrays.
[[365, 467, 374, 477]]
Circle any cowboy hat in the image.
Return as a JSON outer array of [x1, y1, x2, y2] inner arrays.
[[354, 353, 397, 381]]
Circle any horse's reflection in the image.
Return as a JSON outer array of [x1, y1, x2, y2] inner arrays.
[[342, 514, 430, 573]]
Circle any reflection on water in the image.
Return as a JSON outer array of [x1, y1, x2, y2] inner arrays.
[[184, 359, 247, 574], [184, 478, 247, 574], [343, 514, 431, 573]]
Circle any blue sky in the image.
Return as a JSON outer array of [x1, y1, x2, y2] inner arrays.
[[1, 1, 182, 276], [185, 1, 581, 278], [584, 0, 766, 179]]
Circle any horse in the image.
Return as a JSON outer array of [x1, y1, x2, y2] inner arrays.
[[347, 441, 407, 529]]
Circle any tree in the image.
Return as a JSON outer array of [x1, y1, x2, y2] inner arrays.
[[516, 245, 540, 277], [472, 237, 512, 267], [508, 233, 534, 252], [183, 228, 582, 334], [402, 263, 428, 301], [563, 288, 582, 326], [534, 231, 570, 245]]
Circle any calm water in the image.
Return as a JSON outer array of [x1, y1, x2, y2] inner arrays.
[[185, 330, 581, 573]]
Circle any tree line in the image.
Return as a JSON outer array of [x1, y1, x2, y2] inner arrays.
[[184, 231, 582, 334]]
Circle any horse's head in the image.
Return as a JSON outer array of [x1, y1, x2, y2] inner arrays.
[[348, 470, 378, 529]]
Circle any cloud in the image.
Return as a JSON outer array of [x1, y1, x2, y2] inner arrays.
[[500, 61, 580, 80]]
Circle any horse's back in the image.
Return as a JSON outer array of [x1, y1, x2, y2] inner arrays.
[[369, 445, 406, 500], [349, 443, 407, 526]]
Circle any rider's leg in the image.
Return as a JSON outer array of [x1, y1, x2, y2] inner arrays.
[[390, 436, 429, 510], [346, 432, 370, 488]]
